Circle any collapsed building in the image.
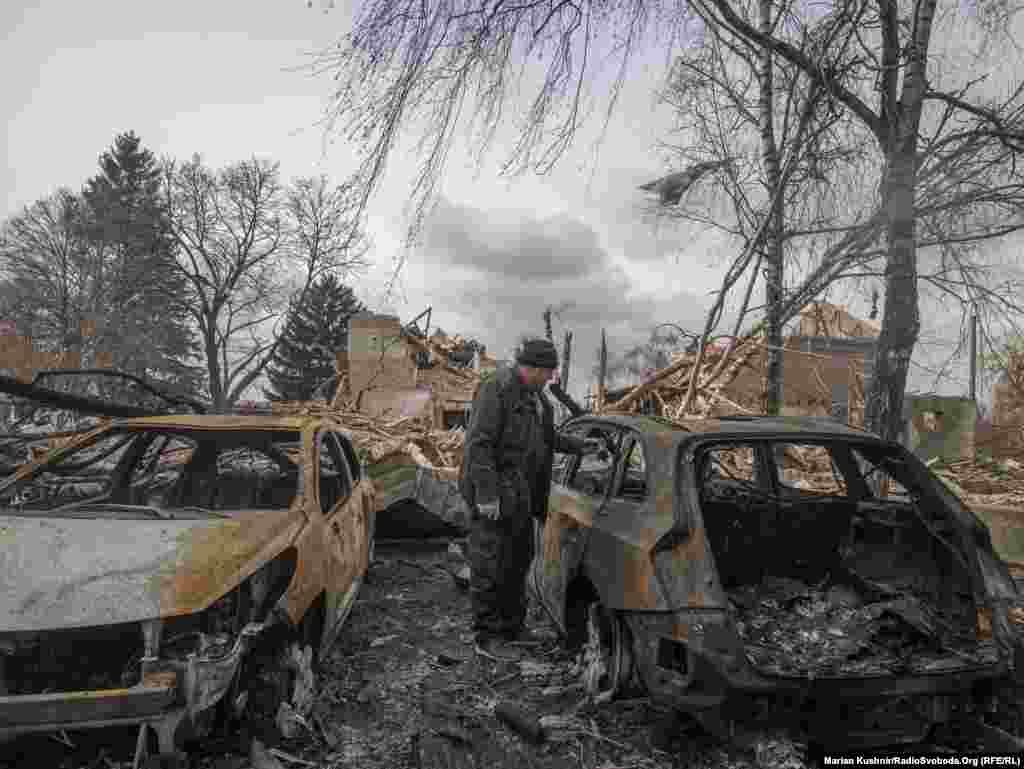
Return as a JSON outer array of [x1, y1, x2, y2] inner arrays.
[[595, 302, 879, 422], [333, 311, 497, 429], [597, 302, 980, 463], [269, 311, 499, 537]]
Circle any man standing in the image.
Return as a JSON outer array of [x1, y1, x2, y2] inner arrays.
[[459, 338, 597, 660]]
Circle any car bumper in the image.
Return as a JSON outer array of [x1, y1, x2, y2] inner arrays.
[[625, 611, 1011, 747], [0, 685, 178, 737], [0, 619, 269, 745]]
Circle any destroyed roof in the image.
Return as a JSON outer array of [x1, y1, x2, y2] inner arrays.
[[587, 412, 880, 441], [599, 303, 879, 421]]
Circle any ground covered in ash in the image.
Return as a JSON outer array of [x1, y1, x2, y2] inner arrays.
[[1, 543, 989, 769]]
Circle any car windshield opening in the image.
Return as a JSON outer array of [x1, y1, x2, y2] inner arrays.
[[0, 428, 302, 518]]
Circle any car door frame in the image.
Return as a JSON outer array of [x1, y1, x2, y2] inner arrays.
[[531, 418, 624, 634], [311, 428, 362, 652], [330, 428, 375, 579]]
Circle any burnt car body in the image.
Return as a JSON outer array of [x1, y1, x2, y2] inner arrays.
[[0, 414, 374, 765], [529, 413, 1024, 749]]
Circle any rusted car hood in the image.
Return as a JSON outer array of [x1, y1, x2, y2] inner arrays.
[[0, 510, 304, 633]]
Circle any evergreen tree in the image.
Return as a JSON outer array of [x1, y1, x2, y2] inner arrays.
[[80, 131, 203, 397], [264, 274, 366, 401]]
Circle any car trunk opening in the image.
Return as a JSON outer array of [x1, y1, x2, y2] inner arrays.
[[696, 439, 999, 680]]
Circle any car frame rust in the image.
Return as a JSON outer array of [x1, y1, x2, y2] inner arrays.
[[0, 413, 375, 766], [530, 413, 1024, 749]]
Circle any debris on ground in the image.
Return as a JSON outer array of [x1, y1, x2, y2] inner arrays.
[[7, 544, 1000, 769], [493, 700, 546, 744]]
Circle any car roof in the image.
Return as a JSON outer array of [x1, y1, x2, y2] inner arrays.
[[572, 411, 889, 446], [110, 414, 323, 431]]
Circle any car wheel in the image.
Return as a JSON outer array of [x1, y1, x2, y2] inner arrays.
[[580, 603, 635, 703]]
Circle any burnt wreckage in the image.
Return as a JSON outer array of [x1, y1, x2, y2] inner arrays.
[[529, 414, 1024, 749], [0, 379, 374, 767]]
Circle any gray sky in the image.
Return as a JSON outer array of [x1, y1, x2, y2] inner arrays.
[[2, 0, 998, 404]]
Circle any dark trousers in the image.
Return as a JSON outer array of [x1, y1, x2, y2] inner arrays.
[[469, 500, 536, 639]]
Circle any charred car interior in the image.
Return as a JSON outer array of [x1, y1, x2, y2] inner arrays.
[[0, 415, 374, 767], [701, 439, 999, 677], [531, 415, 1024, 751]]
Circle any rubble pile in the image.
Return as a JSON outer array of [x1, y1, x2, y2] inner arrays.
[[731, 576, 997, 678], [935, 456, 1024, 506], [600, 333, 865, 422], [421, 332, 488, 367], [271, 400, 466, 470], [598, 334, 769, 418], [712, 437, 1024, 503]]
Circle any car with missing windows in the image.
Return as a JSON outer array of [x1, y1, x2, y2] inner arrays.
[[0, 414, 374, 767], [529, 413, 1024, 750]]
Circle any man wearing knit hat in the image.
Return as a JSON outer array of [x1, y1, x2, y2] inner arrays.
[[459, 337, 600, 660]]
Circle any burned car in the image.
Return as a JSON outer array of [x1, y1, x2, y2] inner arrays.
[[529, 414, 1024, 749], [0, 414, 374, 766]]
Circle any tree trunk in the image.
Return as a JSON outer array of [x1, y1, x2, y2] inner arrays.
[[864, 155, 920, 442], [204, 325, 225, 413], [759, 0, 784, 416], [863, 0, 936, 442], [560, 330, 572, 389]]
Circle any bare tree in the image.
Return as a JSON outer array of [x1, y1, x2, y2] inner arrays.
[[310, 0, 1024, 439], [163, 159, 368, 411], [669, 0, 1024, 438], [658, 27, 1024, 417], [0, 189, 199, 393], [0, 191, 90, 361]]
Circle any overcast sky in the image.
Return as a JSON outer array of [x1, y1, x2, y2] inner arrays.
[[2, 0, 995, 404]]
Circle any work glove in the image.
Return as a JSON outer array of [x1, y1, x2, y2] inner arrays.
[[478, 500, 501, 521]]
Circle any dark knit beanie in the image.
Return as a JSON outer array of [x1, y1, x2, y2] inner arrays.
[[516, 338, 559, 369]]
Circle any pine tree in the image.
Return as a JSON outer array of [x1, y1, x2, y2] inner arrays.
[[264, 274, 366, 401], [80, 131, 203, 397]]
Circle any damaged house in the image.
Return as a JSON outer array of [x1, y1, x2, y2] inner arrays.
[[334, 311, 497, 429], [595, 302, 879, 421]]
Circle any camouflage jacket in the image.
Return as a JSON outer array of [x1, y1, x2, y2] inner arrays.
[[459, 365, 586, 518]]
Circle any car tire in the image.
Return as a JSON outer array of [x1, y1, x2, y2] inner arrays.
[[580, 603, 636, 703]]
